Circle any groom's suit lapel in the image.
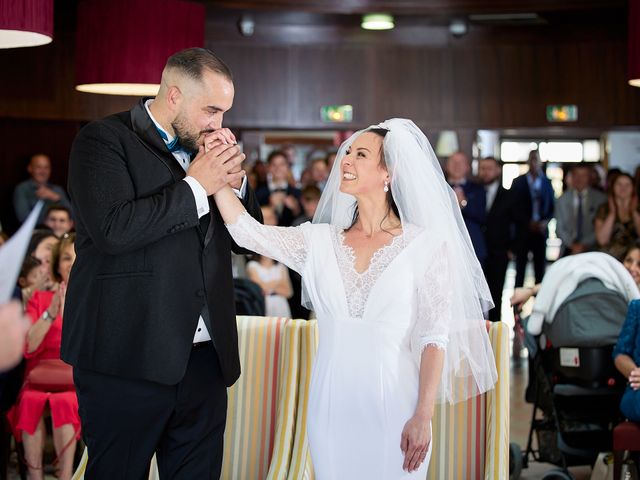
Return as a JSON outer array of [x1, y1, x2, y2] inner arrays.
[[130, 99, 216, 244], [130, 100, 185, 182]]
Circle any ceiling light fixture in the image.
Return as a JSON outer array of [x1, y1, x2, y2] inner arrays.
[[629, 0, 640, 87], [361, 13, 394, 31], [0, 0, 53, 49], [75, 0, 204, 96]]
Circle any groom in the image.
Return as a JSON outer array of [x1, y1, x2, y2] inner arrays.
[[62, 48, 261, 479]]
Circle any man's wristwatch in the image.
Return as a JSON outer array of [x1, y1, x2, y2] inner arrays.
[[42, 310, 54, 322]]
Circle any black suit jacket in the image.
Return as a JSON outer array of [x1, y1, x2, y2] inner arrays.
[[511, 173, 554, 248], [483, 185, 515, 254], [61, 100, 262, 387]]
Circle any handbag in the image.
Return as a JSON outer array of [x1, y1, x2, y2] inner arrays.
[[25, 358, 74, 392]]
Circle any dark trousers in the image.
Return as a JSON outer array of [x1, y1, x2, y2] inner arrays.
[[515, 231, 547, 288], [483, 250, 509, 322], [74, 342, 227, 480]]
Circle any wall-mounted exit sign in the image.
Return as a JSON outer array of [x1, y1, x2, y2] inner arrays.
[[547, 105, 578, 122], [321, 105, 353, 123]]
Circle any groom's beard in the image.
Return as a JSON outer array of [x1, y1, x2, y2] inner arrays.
[[171, 114, 202, 154]]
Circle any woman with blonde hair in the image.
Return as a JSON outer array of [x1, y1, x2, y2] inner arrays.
[[7, 234, 80, 480]]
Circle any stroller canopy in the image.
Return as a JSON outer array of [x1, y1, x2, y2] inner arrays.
[[543, 277, 628, 347]]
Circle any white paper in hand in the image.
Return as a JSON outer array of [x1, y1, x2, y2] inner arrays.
[[0, 202, 44, 303]]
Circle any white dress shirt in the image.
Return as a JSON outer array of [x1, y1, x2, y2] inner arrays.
[[145, 99, 246, 343]]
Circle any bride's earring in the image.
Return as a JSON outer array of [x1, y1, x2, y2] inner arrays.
[[383, 181, 389, 193]]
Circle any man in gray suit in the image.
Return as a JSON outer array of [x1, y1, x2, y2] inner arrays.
[[555, 164, 607, 256]]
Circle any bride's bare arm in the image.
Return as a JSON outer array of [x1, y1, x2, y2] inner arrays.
[[214, 184, 248, 225], [400, 346, 443, 473]]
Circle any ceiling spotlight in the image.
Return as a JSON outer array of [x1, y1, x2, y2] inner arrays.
[[449, 19, 467, 37], [238, 14, 255, 37], [361, 13, 394, 31]]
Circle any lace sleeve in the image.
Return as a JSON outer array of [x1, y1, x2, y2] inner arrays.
[[225, 211, 309, 274], [411, 242, 451, 360]]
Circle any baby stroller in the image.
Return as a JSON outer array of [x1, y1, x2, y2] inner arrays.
[[510, 277, 628, 480]]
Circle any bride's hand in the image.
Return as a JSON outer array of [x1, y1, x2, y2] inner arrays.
[[400, 413, 431, 473], [205, 134, 244, 189]]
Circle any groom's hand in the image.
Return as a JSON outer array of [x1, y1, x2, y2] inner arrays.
[[187, 142, 245, 196], [204, 133, 244, 190]]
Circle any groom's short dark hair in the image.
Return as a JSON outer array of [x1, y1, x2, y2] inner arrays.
[[166, 48, 233, 83]]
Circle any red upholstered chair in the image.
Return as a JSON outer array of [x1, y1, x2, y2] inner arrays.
[[613, 421, 640, 480]]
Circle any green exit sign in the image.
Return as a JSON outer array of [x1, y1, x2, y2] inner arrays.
[[321, 105, 353, 123], [547, 105, 578, 122]]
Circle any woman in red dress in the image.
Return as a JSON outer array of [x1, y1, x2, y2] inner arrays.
[[7, 233, 80, 480]]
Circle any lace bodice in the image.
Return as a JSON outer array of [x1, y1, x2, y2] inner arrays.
[[226, 211, 449, 350], [330, 225, 420, 318]]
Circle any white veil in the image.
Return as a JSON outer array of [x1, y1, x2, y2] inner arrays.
[[311, 118, 497, 404]]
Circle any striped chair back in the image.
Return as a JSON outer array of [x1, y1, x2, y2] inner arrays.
[[276, 319, 318, 480], [222, 316, 290, 479], [427, 321, 510, 480]]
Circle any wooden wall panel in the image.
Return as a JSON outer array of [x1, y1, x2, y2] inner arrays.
[[214, 44, 294, 127], [293, 45, 373, 128], [0, 28, 638, 130]]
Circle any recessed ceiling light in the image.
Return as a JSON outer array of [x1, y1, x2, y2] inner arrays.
[[361, 13, 394, 31]]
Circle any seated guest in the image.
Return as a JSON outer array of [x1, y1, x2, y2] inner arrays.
[[246, 207, 293, 318], [13, 154, 71, 224], [292, 185, 321, 227], [43, 205, 74, 238], [6, 234, 80, 480], [305, 158, 329, 191], [255, 150, 301, 226], [595, 172, 640, 260], [18, 256, 47, 307], [623, 242, 640, 288], [613, 298, 640, 422], [555, 164, 607, 256], [27, 230, 59, 291], [445, 151, 487, 264]]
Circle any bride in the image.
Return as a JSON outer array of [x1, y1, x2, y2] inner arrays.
[[209, 119, 497, 478]]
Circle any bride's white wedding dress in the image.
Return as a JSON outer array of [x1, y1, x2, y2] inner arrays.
[[228, 212, 453, 479]]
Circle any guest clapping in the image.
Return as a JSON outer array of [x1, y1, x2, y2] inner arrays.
[[6, 234, 80, 480], [255, 150, 301, 226], [595, 172, 640, 260]]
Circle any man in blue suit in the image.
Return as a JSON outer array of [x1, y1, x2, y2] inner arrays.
[[445, 151, 487, 265], [510, 150, 555, 287]]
